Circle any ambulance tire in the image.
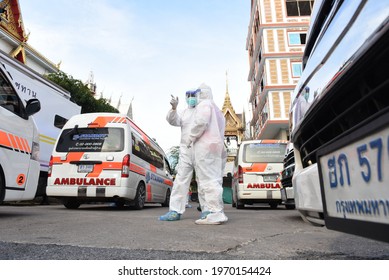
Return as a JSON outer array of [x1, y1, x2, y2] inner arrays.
[[0, 167, 5, 202], [269, 202, 278, 209], [236, 200, 245, 209], [231, 187, 236, 207], [63, 198, 81, 209], [133, 183, 146, 210], [234, 188, 245, 209], [161, 188, 171, 207], [115, 201, 125, 208], [285, 204, 296, 210]]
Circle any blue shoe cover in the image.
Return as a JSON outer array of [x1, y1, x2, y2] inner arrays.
[[159, 211, 181, 221], [200, 211, 212, 219]]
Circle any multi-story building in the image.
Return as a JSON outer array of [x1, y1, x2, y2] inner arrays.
[[246, 0, 314, 140]]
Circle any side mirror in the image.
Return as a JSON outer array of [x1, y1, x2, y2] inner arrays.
[[25, 99, 41, 116]]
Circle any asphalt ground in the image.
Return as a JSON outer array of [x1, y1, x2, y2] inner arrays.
[[1, 202, 389, 260]]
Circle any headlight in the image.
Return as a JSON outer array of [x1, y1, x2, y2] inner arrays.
[[31, 141, 39, 161]]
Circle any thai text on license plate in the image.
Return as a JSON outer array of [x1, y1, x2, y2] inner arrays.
[[319, 126, 389, 224]]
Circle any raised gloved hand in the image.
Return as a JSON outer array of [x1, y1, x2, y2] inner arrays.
[[170, 95, 179, 110]]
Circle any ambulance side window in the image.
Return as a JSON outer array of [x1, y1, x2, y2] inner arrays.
[[131, 132, 164, 169], [0, 71, 23, 117]]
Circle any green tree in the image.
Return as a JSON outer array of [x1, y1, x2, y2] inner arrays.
[[166, 146, 198, 198], [166, 145, 180, 174], [46, 71, 119, 113]]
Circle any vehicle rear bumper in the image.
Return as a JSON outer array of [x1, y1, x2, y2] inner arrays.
[[46, 185, 136, 200]]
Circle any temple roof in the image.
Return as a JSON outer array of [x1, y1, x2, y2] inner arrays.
[[0, 0, 59, 71], [222, 73, 245, 134], [0, 0, 27, 42]]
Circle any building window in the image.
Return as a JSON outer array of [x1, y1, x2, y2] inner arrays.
[[288, 32, 307, 45], [291, 62, 302, 77], [286, 0, 314, 16]]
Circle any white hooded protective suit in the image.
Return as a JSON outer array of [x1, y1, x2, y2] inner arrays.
[[188, 83, 228, 223], [166, 98, 196, 214]]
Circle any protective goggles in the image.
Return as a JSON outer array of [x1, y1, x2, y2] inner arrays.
[[186, 89, 200, 97]]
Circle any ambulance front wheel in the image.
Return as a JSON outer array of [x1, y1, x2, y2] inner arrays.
[[133, 182, 146, 210], [63, 198, 81, 209]]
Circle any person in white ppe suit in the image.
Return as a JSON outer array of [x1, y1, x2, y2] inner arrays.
[[159, 89, 200, 221], [187, 83, 228, 225], [159, 84, 227, 224]]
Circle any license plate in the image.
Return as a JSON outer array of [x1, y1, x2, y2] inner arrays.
[[78, 164, 93, 173], [318, 121, 389, 224], [263, 175, 278, 182]]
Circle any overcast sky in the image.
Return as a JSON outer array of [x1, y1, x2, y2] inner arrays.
[[19, 0, 251, 152]]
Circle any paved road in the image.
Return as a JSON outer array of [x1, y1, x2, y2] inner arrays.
[[1, 202, 389, 260]]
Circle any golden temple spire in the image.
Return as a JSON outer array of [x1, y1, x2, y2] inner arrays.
[[222, 70, 233, 113]]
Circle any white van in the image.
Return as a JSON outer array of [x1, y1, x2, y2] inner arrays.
[[0, 62, 41, 203], [290, 0, 389, 241], [232, 139, 287, 209], [0, 50, 81, 198], [46, 113, 173, 209]]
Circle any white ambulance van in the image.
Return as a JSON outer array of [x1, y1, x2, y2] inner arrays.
[[232, 139, 288, 209], [46, 113, 173, 209], [0, 50, 81, 198], [0, 61, 41, 203]]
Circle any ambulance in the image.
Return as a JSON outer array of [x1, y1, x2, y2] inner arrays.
[[232, 139, 288, 209], [0, 60, 41, 203], [46, 113, 173, 209]]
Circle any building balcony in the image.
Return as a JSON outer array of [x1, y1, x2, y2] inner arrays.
[[254, 117, 289, 140]]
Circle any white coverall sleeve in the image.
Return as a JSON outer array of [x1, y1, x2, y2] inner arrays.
[[166, 109, 182, 127], [187, 102, 211, 146]]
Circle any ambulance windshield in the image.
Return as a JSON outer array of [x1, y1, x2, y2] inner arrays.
[[56, 127, 124, 153], [243, 143, 286, 163]]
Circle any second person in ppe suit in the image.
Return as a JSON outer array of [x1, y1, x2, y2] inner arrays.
[[187, 83, 228, 225], [159, 89, 200, 221]]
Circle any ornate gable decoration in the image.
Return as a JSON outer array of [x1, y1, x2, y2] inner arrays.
[[222, 75, 244, 136], [0, 0, 27, 42], [225, 112, 237, 128]]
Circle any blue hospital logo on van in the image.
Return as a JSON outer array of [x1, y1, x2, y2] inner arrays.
[[146, 171, 164, 184], [72, 134, 108, 141]]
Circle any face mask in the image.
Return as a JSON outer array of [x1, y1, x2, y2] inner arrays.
[[303, 93, 309, 101], [187, 97, 198, 107]]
